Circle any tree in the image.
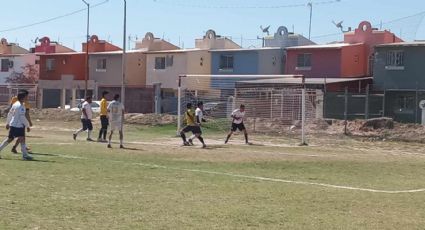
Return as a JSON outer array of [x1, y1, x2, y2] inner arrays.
[[6, 64, 39, 84]]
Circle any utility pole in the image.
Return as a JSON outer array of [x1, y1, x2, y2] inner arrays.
[[308, 2, 313, 40], [121, 0, 127, 112], [82, 0, 90, 98]]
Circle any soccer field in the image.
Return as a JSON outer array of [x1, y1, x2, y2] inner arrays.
[[1, 121, 425, 229]]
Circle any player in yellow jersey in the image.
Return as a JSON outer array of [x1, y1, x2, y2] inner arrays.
[[97, 91, 109, 142], [9, 90, 33, 154], [179, 103, 206, 148]]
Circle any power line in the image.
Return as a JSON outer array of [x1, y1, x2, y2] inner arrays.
[[0, 0, 109, 33], [153, 0, 341, 9]]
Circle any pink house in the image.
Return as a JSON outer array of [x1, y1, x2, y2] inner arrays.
[[285, 21, 403, 79]]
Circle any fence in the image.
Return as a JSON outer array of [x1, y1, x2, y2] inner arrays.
[[0, 84, 38, 107], [324, 86, 384, 120]]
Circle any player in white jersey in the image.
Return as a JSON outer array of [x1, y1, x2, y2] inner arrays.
[[0, 92, 33, 160], [188, 101, 207, 146], [107, 94, 125, 149], [225, 104, 250, 144], [73, 96, 94, 141]]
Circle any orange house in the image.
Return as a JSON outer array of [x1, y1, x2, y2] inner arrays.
[[38, 35, 121, 108]]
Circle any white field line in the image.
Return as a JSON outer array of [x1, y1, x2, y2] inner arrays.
[[129, 162, 425, 194], [27, 142, 425, 194]]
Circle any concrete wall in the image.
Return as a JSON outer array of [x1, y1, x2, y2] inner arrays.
[[211, 50, 258, 75], [373, 46, 425, 90], [258, 49, 285, 74]]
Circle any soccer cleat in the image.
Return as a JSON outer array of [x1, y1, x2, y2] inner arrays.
[[120, 145, 124, 149], [11, 147, 18, 154], [87, 138, 94, 142], [22, 155, 33, 161], [188, 139, 194, 146], [73, 134, 77, 141], [107, 144, 112, 148], [202, 144, 207, 148], [246, 142, 252, 145], [97, 138, 102, 142], [224, 140, 228, 144], [182, 142, 190, 147]]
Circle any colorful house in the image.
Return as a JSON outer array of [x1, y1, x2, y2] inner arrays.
[[285, 21, 403, 82], [145, 30, 241, 113], [37, 35, 120, 108], [0, 38, 39, 104], [373, 42, 425, 123], [90, 32, 179, 113]]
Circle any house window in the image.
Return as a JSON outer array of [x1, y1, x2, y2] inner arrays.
[[297, 53, 312, 68], [155, 57, 166, 70], [1, 59, 10, 72], [219, 55, 234, 71], [96, 59, 107, 72], [46, 59, 55, 71], [385, 50, 404, 70]]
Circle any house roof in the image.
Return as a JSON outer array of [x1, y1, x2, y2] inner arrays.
[[209, 47, 284, 52], [37, 52, 84, 56], [90, 49, 148, 55], [145, 48, 203, 54], [376, 42, 425, 47], [286, 43, 363, 50], [237, 77, 372, 85]]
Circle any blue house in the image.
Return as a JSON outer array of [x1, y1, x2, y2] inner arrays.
[[208, 26, 315, 92]]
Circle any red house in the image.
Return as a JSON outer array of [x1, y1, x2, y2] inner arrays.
[[37, 35, 121, 108], [285, 21, 403, 82]]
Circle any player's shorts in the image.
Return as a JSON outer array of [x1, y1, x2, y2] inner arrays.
[[8, 127, 25, 139], [81, 119, 93, 131], [182, 125, 202, 134], [110, 121, 122, 132], [100, 115, 109, 128], [231, 123, 246, 132]]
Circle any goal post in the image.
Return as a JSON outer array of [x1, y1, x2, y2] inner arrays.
[[177, 74, 317, 144]]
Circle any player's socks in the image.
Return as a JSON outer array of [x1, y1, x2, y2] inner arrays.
[[244, 134, 249, 143], [0, 138, 10, 152], [225, 134, 231, 144], [88, 130, 92, 139], [21, 144, 32, 160], [180, 132, 187, 143], [102, 130, 107, 141], [198, 136, 205, 145], [75, 128, 84, 135]]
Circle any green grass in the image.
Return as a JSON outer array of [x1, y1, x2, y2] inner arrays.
[[0, 121, 425, 229]]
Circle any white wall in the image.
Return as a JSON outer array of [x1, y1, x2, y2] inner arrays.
[[146, 52, 188, 89], [0, 54, 37, 83]]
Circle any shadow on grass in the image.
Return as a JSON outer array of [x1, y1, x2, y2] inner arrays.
[[30, 152, 58, 157], [0, 157, 55, 163]]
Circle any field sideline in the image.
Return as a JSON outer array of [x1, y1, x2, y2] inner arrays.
[[1, 120, 425, 229]]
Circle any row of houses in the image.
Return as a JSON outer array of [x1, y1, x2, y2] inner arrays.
[[1, 21, 424, 122]]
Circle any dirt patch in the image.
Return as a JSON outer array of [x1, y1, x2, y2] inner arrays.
[[125, 113, 177, 126]]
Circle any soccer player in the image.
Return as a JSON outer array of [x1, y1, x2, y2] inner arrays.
[[225, 104, 250, 144], [180, 103, 206, 148], [97, 91, 109, 143], [0, 91, 33, 160], [188, 101, 207, 145], [73, 96, 94, 141], [107, 94, 125, 149], [9, 90, 33, 154]]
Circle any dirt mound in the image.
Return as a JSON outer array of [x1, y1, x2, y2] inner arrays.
[[125, 113, 177, 126], [31, 109, 82, 122]]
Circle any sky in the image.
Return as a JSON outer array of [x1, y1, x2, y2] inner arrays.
[[0, 0, 424, 51]]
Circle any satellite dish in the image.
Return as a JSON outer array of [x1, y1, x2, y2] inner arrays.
[[419, 100, 425, 109], [260, 25, 270, 35], [332, 20, 344, 32]]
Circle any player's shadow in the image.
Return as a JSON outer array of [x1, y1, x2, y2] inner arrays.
[[30, 152, 59, 157], [0, 157, 55, 163], [201, 145, 226, 150], [27, 135, 43, 139], [121, 147, 144, 151]]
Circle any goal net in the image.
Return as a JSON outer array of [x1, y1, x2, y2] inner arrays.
[[177, 75, 321, 142]]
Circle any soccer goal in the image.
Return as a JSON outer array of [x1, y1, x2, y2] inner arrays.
[[177, 75, 322, 145]]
